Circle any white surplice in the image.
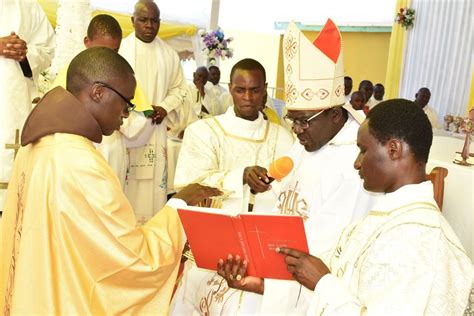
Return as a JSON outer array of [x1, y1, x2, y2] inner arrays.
[[120, 33, 188, 223], [0, 0, 54, 209], [308, 181, 473, 315]]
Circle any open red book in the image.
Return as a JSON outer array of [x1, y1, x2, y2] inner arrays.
[[177, 206, 309, 280]]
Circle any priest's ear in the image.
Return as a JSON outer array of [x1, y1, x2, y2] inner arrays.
[[90, 83, 105, 104], [386, 138, 403, 160]]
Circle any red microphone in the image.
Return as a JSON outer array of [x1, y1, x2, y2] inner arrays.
[[250, 156, 294, 194]]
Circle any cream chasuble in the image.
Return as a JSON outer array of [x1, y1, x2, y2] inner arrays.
[[170, 108, 293, 315], [120, 33, 188, 224], [308, 182, 473, 315], [0, 133, 186, 315], [0, 0, 54, 209], [174, 107, 294, 214]]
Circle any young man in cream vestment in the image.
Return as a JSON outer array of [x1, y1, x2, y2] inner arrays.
[[119, 1, 189, 223], [0, 47, 221, 315], [170, 58, 294, 315], [0, 0, 55, 210], [173, 22, 375, 315], [276, 100, 473, 315]]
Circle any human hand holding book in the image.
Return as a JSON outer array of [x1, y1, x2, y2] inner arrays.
[[177, 205, 309, 280]]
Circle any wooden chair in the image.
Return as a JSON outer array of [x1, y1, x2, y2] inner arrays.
[[426, 167, 448, 211]]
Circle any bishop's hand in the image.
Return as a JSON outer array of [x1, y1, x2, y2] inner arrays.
[[243, 165, 272, 193], [217, 254, 264, 295], [174, 183, 222, 206], [277, 247, 330, 290]]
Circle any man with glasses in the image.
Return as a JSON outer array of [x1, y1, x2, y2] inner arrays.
[[214, 20, 375, 315], [120, 0, 190, 224], [0, 46, 222, 314]]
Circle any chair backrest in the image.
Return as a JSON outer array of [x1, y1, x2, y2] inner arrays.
[[426, 167, 448, 211]]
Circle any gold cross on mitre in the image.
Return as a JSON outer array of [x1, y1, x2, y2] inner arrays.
[[0, 129, 21, 190]]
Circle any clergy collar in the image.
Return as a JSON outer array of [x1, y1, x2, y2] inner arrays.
[[223, 106, 265, 131], [371, 181, 437, 214]]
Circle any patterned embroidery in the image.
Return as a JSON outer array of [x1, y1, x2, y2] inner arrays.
[[464, 281, 474, 315], [277, 181, 309, 221], [199, 274, 230, 316], [4, 172, 26, 316], [286, 82, 298, 105], [286, 63, 293, 75], [318, 88, 329, 100], [284, 34, 298, 60], [301, 88, 314, 101], [334, 84, 344, 97], [159, 144, 168, 189], [298, 88, 330, 102]]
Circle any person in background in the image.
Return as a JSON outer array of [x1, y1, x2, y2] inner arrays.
[[373, 83, 385, 106], [414, 87, 441, 129], [344, 75, 353, 103]]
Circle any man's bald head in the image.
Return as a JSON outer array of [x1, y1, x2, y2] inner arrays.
[[67, 47, 134, 96], [132, 0, 160, 43]]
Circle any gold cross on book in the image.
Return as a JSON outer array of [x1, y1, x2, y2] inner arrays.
[[0, 129, 21, 190]]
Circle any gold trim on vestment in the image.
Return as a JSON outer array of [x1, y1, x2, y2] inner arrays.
[[368, 201, 439, 217]]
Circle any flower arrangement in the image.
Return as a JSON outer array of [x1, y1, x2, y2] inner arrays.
[[200, 27, 233, 63], [395, 7, 415, 29]]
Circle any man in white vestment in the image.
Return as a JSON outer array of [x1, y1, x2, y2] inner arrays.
[[0, 0, 55, 210], [174, 58, 294, 213], [347, 91, 366, 123], [414, 87, 441, 129], [186, 66, 220, 120], [207, 65, 227, 97], [274, 99, 473, 315], [183, 20, 375, 315], [119, 0, 189, 222], [170, 58, 294, 315], [50, 14, 152, 190]]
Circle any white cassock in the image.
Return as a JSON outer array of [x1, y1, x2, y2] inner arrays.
[[120, 33, 188, 223], [308, 181, 473, 315], [366, 97, 378, 110], [170, 107, 294, 315], [205, 80, 227, 97], [185, 83, 220, 120], [0, 0, 54, 209], [424, 105, 441, 129]]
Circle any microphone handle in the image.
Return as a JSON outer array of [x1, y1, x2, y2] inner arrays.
[[250, 177, 275, 194]]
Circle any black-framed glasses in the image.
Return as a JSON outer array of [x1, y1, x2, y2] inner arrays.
[[284, 110, 326, 129], [94, 81, 136, 113]]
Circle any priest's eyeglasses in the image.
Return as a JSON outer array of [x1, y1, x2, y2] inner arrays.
[[94, 81, 136, 113], [284, 110, 326, 129]]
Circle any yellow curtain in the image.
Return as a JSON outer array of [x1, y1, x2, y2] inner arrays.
[[467, 70, 474, 113], [384, 0, 411, 99], [37, 0, 197, 40]]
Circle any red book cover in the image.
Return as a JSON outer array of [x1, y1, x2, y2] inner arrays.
[[177, 206, 308, 280]]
